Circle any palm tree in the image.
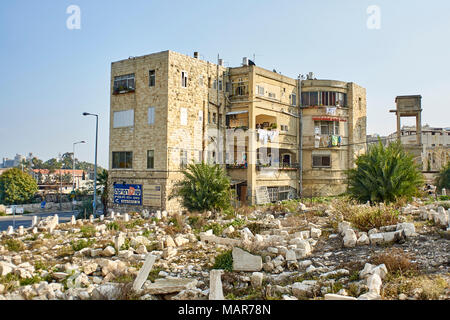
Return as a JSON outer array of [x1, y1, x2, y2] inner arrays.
[[347, 140, 424, 203], [171, 163, 232, 212]]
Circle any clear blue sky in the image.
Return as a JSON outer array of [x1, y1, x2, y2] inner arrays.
[[1, 0, 449, 168]]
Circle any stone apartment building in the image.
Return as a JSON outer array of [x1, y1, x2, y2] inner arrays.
[[108, 50, 367, 213]]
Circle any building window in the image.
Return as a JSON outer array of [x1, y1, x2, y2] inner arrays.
[[212, 113, 217, 124], [290, 93, 297, 106], [149, 70, 156, 87], [180, 149, 188, 168], [180, 108, 188, 125], [147, 150, 154, 169], [302, 92, 346, 107], [199, 75, 204, 87], [113, 74, 135, 93], [113, 109, 134, 128], [213, 80, 217, 89], [181, 71, 188, 88], [226, 82, 231, 93], [281, 125, 289, 132], [218, 80, 223, 91], [312, 155, 331, 168], [257, 85, 264, 96], [315, 121, 339, 135], [268, 92, 276, 99], [112, 152, 132, 169], [148, 107, 155, 125]]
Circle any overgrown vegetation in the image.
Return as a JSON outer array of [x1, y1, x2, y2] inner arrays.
[[347, 140, 424, 203], [435, 161, 450, 191], [370, 247, 419, 276], [170, 163, 232, 212], [80, 225, 96, 238], [212, 250, 233, 272], [71, 239, 95, 251], [334, 199, 400, 232], [4, 239, 25, 252]]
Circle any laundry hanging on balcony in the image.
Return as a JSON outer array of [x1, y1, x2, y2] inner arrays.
[[257, 129, 279, 145], [326, 107, 337, 115]]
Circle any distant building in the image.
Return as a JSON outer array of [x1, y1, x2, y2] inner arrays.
[[1, 153, 34, 168], [32, 169, 92, 194], [388, 124, 450, 171]]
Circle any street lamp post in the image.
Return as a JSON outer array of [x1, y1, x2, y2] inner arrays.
[[82, 112, 99, 215]]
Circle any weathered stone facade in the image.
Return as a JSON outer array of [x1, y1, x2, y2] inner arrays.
[[108, 50, 367, 212], [301, 80, 367, 197]]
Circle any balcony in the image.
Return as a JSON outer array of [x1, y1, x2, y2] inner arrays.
[[314, 135, 342, 148], [113, 86, 135, 95]]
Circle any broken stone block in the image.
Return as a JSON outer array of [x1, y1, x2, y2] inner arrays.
[[338, 221, 351, 236], [143, 278, 198, 295], [163, 247, 177, 259], [174, 236, 189, 247], [0, 261, 15, 276], [286, 250, 297, 261], [396, 223, 416, 237], [251, 272, 264, 288], [136, 244, 148, 254], [102, 246, 116, 257], [369, 233, 384, 245], [343, 229, 357, 247], [366, 273, 382, 295], [232, 247, 262, 272], [310, 227, 321, 239], [358, 291, 381, 300], [325, 294, 357, 300], [132, 254, 156, 291], [92, 284, 122, 300], [357, 233, 370, 245], [165, 236, 176, 247], [292, 280, 318, 298], [209, 270, 224, 300], [222, 225, 235, 236]]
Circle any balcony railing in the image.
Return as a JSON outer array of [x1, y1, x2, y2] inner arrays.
[[113, 86, 135, 95], [256, 163, 300, 171]]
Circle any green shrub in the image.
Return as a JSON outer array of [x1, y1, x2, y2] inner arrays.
[[71, 239, 95, 251], [107, 221, 120, 231], [170, 163, 232, 212], [20, 276, 42, 286], [212, 250, 233, 272], [347, 140, 423, 203], [202, 222, 224, 236], [435, 162, 450, 190], [80, 225, 96, 238], [4, 239, 25, 252]]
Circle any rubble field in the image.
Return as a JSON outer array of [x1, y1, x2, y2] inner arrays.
[[0, 198, 449, 300]]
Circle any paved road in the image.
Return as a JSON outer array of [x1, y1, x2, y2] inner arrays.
[[0, 211, 77, 231]]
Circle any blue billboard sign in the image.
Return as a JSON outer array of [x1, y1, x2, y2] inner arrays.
[[113, 184, 142, 205]]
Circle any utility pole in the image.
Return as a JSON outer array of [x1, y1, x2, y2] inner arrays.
[[297, 74, 305, 200]]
